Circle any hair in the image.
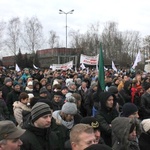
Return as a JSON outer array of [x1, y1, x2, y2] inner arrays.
[[19, 92, 29, 101], [70, 123, 94, 143], [72, 93, 81, 101]]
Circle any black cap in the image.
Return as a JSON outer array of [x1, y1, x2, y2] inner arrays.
[[80, 117, 100, 130]]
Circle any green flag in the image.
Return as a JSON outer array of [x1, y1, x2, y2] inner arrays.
[[98, 43, 105, 92]]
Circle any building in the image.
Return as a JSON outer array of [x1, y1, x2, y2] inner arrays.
[[2, 48, 80, 68]]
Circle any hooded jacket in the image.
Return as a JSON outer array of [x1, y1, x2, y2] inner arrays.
[[95, 92, 118, 146], [13, 101, 31, 127], [112, 117, 141, 150]]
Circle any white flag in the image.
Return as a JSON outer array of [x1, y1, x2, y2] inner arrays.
[[33, 64, 38, 69], [15, 64, 20, 72], [132, 51, 141, 69], [80, 63, 86, 70], [112, 61, 117, 72]]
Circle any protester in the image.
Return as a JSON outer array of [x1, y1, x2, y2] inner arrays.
[[20, 102, 59, 150], [0, 88, 9, 120], [13, 92, 31, 127], [0, 120, 25, 150], [51, 102, 78, 149], [140, 82, 150, 119], [70, 124, 96, 150], [95, 91, 118, 147], [139, 119, 150, 150], [112, 117, 141, 150]]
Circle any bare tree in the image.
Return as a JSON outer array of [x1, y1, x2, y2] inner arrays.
[[48, 30, 59, 48], [5, 17, 20, 56], [0, 21, 5, 51], [22, 16, 44, 53], [142, 35, 150, 60]]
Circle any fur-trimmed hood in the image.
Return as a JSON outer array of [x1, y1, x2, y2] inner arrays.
[[13, 101, 31, 111]]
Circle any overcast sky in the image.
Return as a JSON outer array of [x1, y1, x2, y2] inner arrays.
[[1, 0, 150, 55]]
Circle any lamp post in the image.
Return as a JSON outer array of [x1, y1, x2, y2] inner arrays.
[[59, 9, 74, 48]]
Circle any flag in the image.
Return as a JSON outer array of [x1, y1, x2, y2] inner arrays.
[[132, 51, 142, 69], [15, 64, 20, 72], [33, 64, 38, 69], [98, 43, 105, 92], [112, 61, 117, 72], [80, 63, 86, 70]]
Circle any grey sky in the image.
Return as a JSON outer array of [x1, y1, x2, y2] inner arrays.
[[1, 0, 150, 55]]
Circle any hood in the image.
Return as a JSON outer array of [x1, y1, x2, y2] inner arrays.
[[99, 91, 115, 111], [112, 117, 141, 146], [13, 101, 31, 111]]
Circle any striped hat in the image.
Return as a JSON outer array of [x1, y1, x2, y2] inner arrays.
[[31, 102, 51, 123]]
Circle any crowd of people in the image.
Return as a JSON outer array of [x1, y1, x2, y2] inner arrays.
[[0, 67, 150, 150]]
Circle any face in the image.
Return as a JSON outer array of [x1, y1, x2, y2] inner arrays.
[[64, 114, 74, 122], [6, 81, 12, 87], [81, 82, 87, 89], [128, 111, 139, 119], [128, 128, 137, 141], [71, 132, 96, 150], [0, 138, 22, 150], [21, 98, 28, 105], [34, 114, 51, 128], [93, 86, 98, 91], [61, 89, 68, 95], [14, 85, 21, 92], [106, 96, 114, 108], [53, 95, 61, 102]]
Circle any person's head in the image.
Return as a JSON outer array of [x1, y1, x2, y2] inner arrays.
[[141, 119, 150, 134], [122, 103, 139, 119], [19, 92, 29, 105], [31, 102, 52, 128], [99, 92, 115, 110], [81, 81, 87, 89], [67, 82, 77, 91], [40, 78, 47, 86], [61, 102, 77, 122], [70, 124, 96, 150], [80, 117, 100, 144], [128, 123, 137, 141], [4, 77, 12, 87], [53, 92, 62, 102], [90, 82, 98, 91], [0, 120, 25, 150], [24, 68, 29, 74], [13, 81, 21, 92], [27, 81, 33, 89], [61, 86, 68, 95], [39, 87, 48, 98], [108, 86, 118, 96], [72, 93, 82, 108]]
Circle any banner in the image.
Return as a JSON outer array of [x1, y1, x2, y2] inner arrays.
[[52, 61, 73, 71], [80, 54, 99, 65]]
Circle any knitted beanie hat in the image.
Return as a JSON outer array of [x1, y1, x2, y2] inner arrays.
[[122, 103, 138, 117], [4, 77, 12, 84], [31, 102, 51, 123], [141, 119, 150, 132], [61, 102, 77, 115]]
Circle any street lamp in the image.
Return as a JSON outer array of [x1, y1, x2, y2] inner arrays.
[[59, 9, 74, 48]]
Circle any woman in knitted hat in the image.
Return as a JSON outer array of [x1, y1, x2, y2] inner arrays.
[[51, 102, 78, 149]]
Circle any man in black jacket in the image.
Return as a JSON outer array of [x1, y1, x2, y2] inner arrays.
[[20, 102, 59, 150]]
